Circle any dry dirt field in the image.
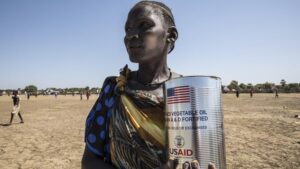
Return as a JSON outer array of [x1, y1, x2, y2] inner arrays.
[[0, 94, 299, 169]]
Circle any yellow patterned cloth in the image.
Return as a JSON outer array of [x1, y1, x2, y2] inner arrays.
[[110, 66, 166, 168], [85, 68, 166, 169], [84, 66, 181, 168]]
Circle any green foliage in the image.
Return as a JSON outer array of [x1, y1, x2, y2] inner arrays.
[[247, 83, 253, 89], [224, 80, 300, 93], [228, 80, 238, 90], [284, 83, 300, 93], [263, 82, 274, 93], [263, 82, 273, 89], [2, 80, 299, 94], [24, 85, 38, 93], [239, 83, 247, 89], [280, 79, 286, 87], [288, 83, 299, 89]]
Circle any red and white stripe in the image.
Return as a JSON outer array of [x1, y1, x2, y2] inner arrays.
[[167, 86, 190, 104]]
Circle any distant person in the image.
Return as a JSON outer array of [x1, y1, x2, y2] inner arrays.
[[80, 92, 83, 100], [250, 89, 253, 98], [27, 93, 30, 100], [55, 93, 58, 98], [275, 89, 279, 98], [236, 90, 240, 98], [86, 91, 90, 100], [9, 91, 24, 125]]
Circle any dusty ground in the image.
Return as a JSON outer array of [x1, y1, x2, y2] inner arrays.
[[224, 93, 300, 169], [0, 94, 299, 169]]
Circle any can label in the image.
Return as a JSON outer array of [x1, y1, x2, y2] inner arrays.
[[164, 76, 226, 169]]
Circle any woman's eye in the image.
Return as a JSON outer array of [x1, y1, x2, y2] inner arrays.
[[140, 22, 152, 29]]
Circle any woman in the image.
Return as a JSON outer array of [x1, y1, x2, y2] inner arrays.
[[82, 1, 215, 169]]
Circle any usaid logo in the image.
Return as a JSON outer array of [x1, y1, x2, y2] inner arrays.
[[174, 136, 185, 148]]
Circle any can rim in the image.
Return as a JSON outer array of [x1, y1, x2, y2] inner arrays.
[[169, 75, 221, 80]]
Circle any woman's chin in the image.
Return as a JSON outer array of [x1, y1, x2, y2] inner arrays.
[[129, 55, 144, 63]]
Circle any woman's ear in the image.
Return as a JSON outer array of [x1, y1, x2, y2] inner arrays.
[[167, 26, 178, 53], [167, 26, 178, 43]]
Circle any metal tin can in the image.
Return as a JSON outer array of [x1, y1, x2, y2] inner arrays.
[[164, 76, 226, 169]]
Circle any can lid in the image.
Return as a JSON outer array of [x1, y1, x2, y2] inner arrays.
[[169, 75, 221, 80]]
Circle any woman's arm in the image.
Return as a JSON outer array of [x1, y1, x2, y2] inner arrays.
[[81, 146, 115, 169]]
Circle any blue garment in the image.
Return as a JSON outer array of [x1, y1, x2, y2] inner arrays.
[[85, 77, 116, 163]]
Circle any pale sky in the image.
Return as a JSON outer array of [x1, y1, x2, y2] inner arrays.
[[0, 0, 299, 89]]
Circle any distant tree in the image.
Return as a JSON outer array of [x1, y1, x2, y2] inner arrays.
[[228, 80, 239, 90], [239, 83, 247, 90], [254, 84, 264, 92], [85, 86, 90, 91], [263, 82, 274, 93], [280, 79, 286, 87], [287, 83, 298, 88], [247, 83, 253, 90], [90, 87, 100, 94], [287, 83, 299, 93], [6, 89, 13, 96], [24, 85, 38, 93], [283, 85, 290, 93]]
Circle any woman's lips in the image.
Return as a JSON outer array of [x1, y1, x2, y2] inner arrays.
[[128, 44, 142, 48], [127, 45, 143, 52], [129, 46, 140, 49]]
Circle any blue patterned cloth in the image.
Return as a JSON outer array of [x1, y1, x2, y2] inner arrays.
[[84, 76, 166, 168], [85, 77, 117, 163]]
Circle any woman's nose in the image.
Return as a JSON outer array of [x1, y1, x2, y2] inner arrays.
[[125, 30, 139, 40]]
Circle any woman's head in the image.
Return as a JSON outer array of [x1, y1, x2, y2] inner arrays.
[[124, 1, 178, 64]]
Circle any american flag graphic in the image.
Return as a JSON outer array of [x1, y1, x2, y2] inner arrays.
[[167, 86, 191, 104]]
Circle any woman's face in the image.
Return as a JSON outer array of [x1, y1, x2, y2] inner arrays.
[[124, 5, 168, 64]]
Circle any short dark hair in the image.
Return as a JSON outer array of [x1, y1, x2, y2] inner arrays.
[[133, 1, 175, 27], [132, 1, 177, 53]]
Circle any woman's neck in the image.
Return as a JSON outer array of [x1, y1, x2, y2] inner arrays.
[[137, 61, 170, 86]]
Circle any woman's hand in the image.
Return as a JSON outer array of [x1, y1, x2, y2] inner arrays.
[[208, 163, 216, 169]]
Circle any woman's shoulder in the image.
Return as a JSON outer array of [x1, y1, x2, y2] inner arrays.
[[102, 76, 117, 86], [103, 76, 117, 82]]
